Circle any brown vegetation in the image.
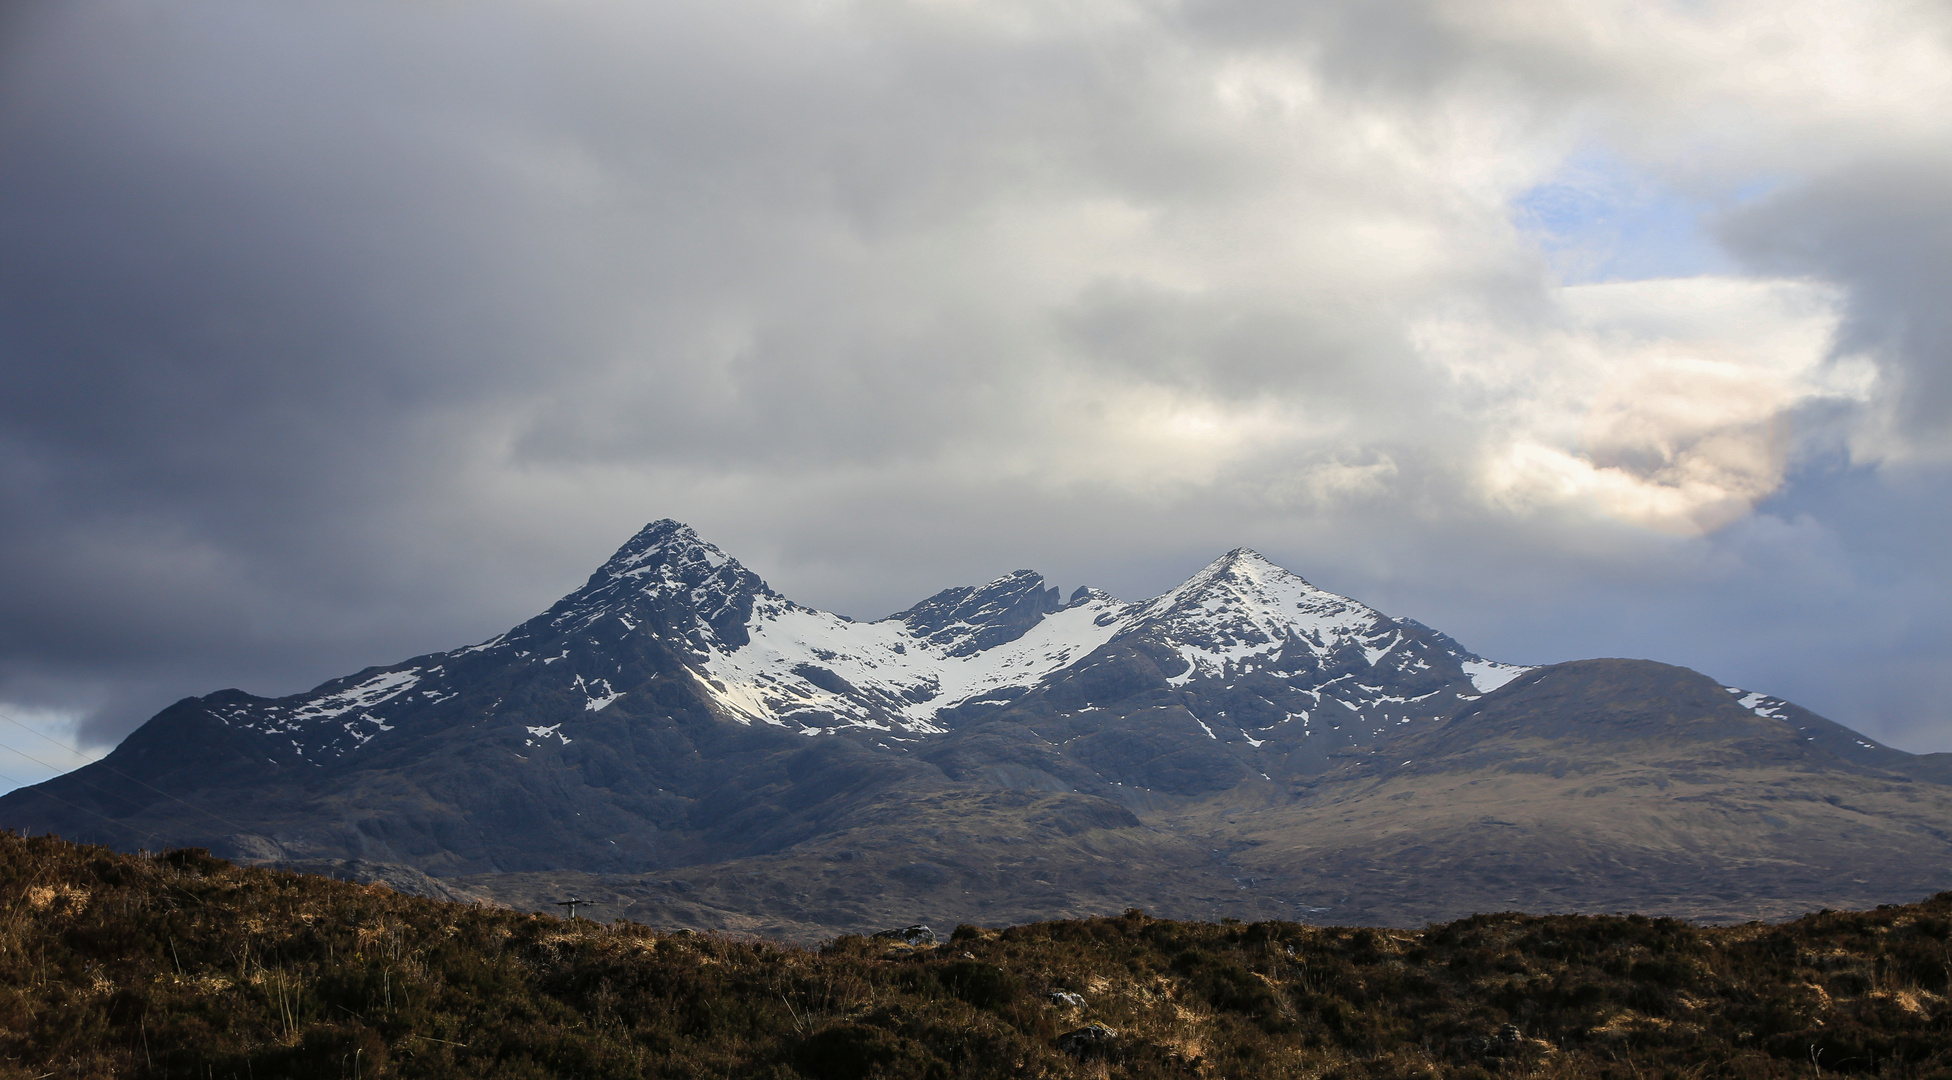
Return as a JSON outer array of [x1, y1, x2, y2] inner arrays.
[[2, 833, 1950, 1078]]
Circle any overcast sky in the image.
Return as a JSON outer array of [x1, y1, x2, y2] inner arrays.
[[2, 0, 1949, 789]]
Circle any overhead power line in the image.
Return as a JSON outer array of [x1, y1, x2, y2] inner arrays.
[[0, 711, 290, 863]]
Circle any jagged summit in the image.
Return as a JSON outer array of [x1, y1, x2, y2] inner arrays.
[[592, 519, 742, 581], [891, 569, 1069, 657], [1126, 543, 1423, 686], [497, 519, 779, 667], [1135, 545, 1327, 621], [1164, 546, 1321, 596]]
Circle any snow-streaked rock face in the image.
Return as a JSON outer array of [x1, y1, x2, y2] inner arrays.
[[202, 520, 1528, 762], [207, 666, 426, 760]]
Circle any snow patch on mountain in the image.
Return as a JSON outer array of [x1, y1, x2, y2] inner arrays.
[[1462, 659, 1529, 694], [289, 669, 422, 723], [696, 588, 1131, 732], [574, 675, 624, 712], [1735, 689, 1787, 719], [525, 723, 570, 747]]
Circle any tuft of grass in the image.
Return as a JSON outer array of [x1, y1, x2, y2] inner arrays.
[[2, 833, 1951, 1078]]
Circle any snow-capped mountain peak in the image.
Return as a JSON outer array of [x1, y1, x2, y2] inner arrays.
[[1127, 545, 1392, 679], [185, 522, 1533, 763], [593, 519, 738, 582], [581, 519, 771, 617], [538, 519, 776, 653], [1139, 547, 1323, 613]]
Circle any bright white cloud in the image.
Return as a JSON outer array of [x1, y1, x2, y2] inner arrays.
[[1416, 277, 1877, 534]]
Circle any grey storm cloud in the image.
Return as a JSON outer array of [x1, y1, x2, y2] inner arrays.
[[1, 0, 1949, 763], [1721, 153, 1952, 451]]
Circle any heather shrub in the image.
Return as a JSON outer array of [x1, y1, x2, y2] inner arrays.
[[3, 833, 1952, 1078]]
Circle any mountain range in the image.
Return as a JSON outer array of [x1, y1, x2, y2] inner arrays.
[[5, 519, 1949, 937]]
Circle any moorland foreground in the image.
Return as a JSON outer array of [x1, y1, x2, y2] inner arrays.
[[4, 834, 1952, 1079]]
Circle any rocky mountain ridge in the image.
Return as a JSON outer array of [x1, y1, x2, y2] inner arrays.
[[3, 520, 1948, 935], [151, 519, 1529, 766]]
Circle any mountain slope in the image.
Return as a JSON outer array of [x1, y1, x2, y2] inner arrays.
[[460, 658, 1952, 938], [2, 521, 1946, 934], [1207, 659, 1952, 925]]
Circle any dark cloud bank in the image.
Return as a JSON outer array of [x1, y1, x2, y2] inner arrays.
[[0, 0, 1947, 767]]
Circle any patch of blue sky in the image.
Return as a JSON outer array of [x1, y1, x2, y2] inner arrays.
[[1513, 149, 1775, 284], [0, 704, 105, 797]]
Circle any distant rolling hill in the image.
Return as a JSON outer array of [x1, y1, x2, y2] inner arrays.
[[4, 520, 1948, 936]]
